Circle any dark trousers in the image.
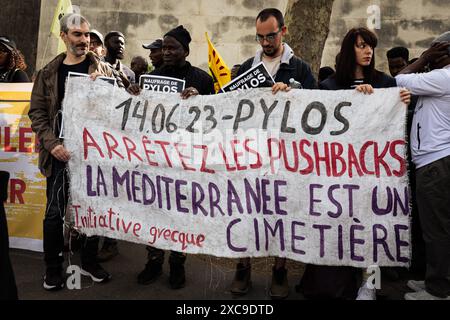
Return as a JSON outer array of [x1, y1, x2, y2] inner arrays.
[[44, 160, 98, 268], [146, 246, 186, 265], [0, 171, 18, 300], [416, 155, 450, 298], [407, 104, 426, 275], [102, 237, 117, 246], [409, 161, 426, 275]]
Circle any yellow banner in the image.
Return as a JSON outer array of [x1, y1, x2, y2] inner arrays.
[[50, 0, 73, 54], [206, 33, 231, 93], [0, 83, 46, 252], [50, 0, 73, 37]]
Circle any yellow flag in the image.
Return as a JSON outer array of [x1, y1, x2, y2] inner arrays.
[[50, 0, 74, 53], [206, 33, 231, 93]]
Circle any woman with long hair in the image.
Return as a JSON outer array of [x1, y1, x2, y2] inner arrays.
[[322, 27, 411, 96], [0, 36, 24, 300], [0, 36, 30, 83], [298, 27, 411, 301]]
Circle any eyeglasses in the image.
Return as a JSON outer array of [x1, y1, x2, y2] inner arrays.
[[90, 40, 102, 47], [255, 29, 282, 43]]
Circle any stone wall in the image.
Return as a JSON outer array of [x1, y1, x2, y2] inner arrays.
[[321, 0, 450, 72], [37, 0, 288, 72], [36, 0, 450, 75]]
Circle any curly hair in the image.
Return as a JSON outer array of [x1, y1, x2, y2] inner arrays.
[[3, 47, 27, 71]]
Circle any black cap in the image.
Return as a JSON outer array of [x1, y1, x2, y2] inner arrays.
[[143, 39, 163, 50], [104, 31, 125, 43], [164, 25, 191, 52], [432, 31, 450, 54], [0, 36, 16, 51]]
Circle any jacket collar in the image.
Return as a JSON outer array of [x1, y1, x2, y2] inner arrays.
[[251, 43, 295, 68], [43, 52, 99, 75]]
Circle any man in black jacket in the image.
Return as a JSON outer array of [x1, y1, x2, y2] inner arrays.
[[231, 8, 317, 300], [236, 8, 317, 94], [0, 171, 18, 300], [136, 25, 214, 290]]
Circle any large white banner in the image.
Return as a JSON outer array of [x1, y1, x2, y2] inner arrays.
[[64, 78, 410, 268]]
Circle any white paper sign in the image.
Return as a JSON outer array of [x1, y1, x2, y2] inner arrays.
[[140, 75, 185, 93], [221, 62, 275, 92]]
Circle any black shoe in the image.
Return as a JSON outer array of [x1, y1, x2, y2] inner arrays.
[[137, 261, 163, 285], [231, 263, 252, 296], [270, 267, 289, 300], [169, 263, 186, 290], [81, 263, 111, 283], [381, 267, 400, 281], [43, 266, 65, 291]]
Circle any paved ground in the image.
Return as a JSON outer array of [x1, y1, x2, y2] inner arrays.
[[10, 240, 419, 300]]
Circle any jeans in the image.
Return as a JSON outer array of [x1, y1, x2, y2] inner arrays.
[[0, 171, 18, 300], [44, 159, 99, 268]]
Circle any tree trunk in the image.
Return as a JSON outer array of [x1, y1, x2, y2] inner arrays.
[[285, 0, 334, 76]]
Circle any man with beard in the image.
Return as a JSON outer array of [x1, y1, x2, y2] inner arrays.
[[143, 39, 163, 70], [134, 25, 214, 290], [231, 8, 317, 300], [104, 31, 135, 87], [236, 8, 316, 94], [29, 14, 123, 291], [98, 31, 135, 260]]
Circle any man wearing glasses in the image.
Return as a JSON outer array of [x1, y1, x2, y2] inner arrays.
[[235, 8, 316, 95], [231, 8, 317, 300]]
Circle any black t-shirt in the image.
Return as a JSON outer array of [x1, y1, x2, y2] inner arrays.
[[350, 78, 365, 89], [56, 58, 90, 137], [58, 58, 90, 108]]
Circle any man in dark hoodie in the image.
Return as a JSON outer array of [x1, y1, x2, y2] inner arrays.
[[231, 8, 317, 300], [0, 171, 18, 300], [135, 25, 214, 290]]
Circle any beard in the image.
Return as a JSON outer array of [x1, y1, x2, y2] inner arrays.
[[113, 50, 125, 60], [68, 43, 88, 57], [263, 44, 280, 57]]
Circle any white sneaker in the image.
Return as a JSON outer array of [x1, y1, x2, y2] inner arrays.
[[407, 280, 426, 292], [356, 282, 376, 300], [405, 290, 450, 300]]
